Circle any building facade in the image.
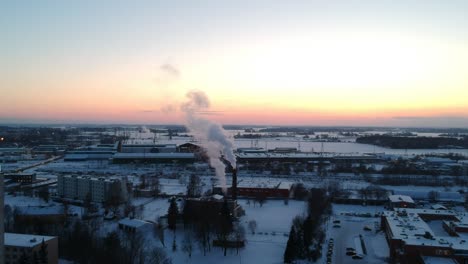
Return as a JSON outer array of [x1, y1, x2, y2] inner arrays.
[[4, 233, 58, 264], [57, 175, 128, 203]]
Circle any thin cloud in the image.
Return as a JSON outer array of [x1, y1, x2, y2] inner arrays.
[[160, 63, 180, 77], [160, 104, 176, 114], [196, 110, 225, 116]]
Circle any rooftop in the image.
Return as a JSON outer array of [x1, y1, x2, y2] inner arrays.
[[383, 209, 468, 250], [113, 152, 195, 159], [16, 205, 64, 216], [5, 233, 56, 248], [389, 194, 415, 204], [118, 218, 152, 229]]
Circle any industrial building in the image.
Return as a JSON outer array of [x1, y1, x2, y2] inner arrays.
[[112, 152, 196, 164], [214, 181, 293, 199], [120, 144, 177, 153], [57, 175, 128, 203], [381, 208, 468, 264], [63, 143, 119, 161]]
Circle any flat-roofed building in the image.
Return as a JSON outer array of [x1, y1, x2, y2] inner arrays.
[[4, 233, 58, 264], [4, 173, 36, 184], [388, 194, 416, 208], [381, 208, 468, 264], [118, 218, 152, 233], [112, 152, 196, 164]]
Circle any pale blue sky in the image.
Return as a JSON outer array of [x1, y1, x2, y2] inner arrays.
[[2, 1, 468, 126]]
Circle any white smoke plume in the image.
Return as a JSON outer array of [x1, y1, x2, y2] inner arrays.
[[181, 90, 236, 191]]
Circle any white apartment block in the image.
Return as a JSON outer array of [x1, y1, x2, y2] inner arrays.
[[57, 175, 128, 203]]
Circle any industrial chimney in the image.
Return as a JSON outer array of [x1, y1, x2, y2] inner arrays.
[[231, 167, 237, 200]]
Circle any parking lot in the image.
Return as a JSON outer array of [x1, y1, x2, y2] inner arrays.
[[323, 204, 389, 264]]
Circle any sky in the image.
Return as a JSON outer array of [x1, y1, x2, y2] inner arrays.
[[2, 0, 468, 127]]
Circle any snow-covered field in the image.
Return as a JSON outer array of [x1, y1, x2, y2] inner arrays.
[[157, 199, 306, 264]]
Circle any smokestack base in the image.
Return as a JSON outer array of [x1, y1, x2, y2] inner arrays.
[[231, 168, 237, 201]]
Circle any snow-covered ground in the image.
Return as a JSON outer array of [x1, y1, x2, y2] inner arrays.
[[152, 199, 307, 264]]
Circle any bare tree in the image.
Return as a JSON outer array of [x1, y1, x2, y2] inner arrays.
[[122, 231, 146, 264], [147, 246, 172, 264], [187, 174, 202, 198], [248, 220, 257, 235], [233, 222, 246, 255], [428, 190, 440, 202], [182, 230, 194, 258]]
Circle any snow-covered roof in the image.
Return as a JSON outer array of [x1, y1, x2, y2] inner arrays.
[[5, 233, 56, 248], [212, 194, 224, 200], [422, 256, 457, 264], [388, 195, 415, 204], [392, 190, 464, 202], [215, 180, 293, 190], [383, 210, 433, 240], [383, 208, 468, 250], [113, 153, 195, 159], [424, 157, 456, 164], [431, 204, 448, 210], [16, 205, 64, 216], [118, 218, 152, 229]]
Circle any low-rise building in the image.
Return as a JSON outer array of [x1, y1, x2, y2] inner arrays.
[[118, 218, 152, 233], [120, 144, 177, 153], [15, 205, 65, 224], [4, 233, 58, 264], [112, 152, 196, 164], [381, 208, 468, 264], [388, 194, 416, 208], [214, 180, 293, 199], [4, 173, 36, 184]]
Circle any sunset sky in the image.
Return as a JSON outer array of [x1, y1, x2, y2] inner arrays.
[[2, 0, 468, 127]]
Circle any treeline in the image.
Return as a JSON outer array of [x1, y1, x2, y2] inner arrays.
[[284, 188, 332, 263], [356, 135, 468, 149], [59, 219, 171, 264]]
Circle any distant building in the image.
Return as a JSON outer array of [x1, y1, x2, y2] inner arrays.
[[4, 233, 58, 264], [112, 152, 196, 164], [118, 218, 152, 233], [214, 181, 292, 199], [64, 143, 118, 161], [388, 194, 416, 209], [184, 195, 243, 219], [120, 144, 177, 153], [15, 205, 65, 224], [0, 148, 28, 156], [3, 173, 36, 184], [57, 175, 128, 203], [32, 145, 67, 155]]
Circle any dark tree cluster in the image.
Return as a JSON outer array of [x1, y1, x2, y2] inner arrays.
[[284, 188, 331, 263], [59, 219, 171, 264], [356, 135, 468, 149]]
